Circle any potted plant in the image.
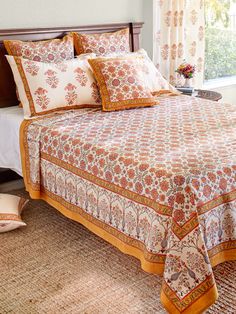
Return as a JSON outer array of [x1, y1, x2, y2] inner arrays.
[[176, 63, 196, 87]]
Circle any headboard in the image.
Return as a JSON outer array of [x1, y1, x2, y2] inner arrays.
[[0, 22, 143, 108]]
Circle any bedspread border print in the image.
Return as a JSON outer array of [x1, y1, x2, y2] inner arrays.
[[20, 119, 236, 314]]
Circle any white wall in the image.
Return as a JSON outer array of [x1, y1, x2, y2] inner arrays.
[[0, 0, 143, 28], [0, 0, 154, 53], [1, 1, 235, 106], [142, 0, 153, 57]]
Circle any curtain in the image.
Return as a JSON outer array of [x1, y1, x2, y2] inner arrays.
[[153, 0, 205, 88]]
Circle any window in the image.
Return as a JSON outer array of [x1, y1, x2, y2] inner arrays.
[[205, 0, 236, 81]]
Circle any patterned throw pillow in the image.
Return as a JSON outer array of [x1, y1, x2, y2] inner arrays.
[[72, 28, 130, 56], [4, 34, 74, 63], [0, 194, 28, 233], [6, 56, 101, 118], [88, 56, 158, 111]]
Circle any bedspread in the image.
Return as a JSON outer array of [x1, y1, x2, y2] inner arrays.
[[20, 95, 236, 313]]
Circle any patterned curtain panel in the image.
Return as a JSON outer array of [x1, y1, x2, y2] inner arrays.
[[153, 0, 205, 88]]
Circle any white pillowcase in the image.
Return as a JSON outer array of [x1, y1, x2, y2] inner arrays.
[[0, 194, 28, 233], [91, 49, 179, 95], [135, 49, 179, 95], [6, 55, 101, 119]]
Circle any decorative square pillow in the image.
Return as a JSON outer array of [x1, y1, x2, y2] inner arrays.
[[72, 28, 130, 56], [88, 56, 158, 111], [6, 56, 101, 118], [4, 34, 74, 63], [0, 194, 28, 233]]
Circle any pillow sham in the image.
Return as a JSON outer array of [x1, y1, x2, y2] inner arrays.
[[0, 194, 28, 233], [4, 34, 75, 107], [88, 56, 158, 112], [73, 28, 130, 56], [137, 49, 179, 96], [4, 34, 74, 63], [6, 56, 101, 118]]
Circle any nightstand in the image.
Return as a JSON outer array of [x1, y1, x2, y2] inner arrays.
[[194, 89, 222, 102]]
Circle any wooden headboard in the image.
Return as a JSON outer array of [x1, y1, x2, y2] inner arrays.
[[0, 22, 143, 108]]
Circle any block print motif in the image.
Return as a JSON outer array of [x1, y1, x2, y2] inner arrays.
[[34, 87, 50, 110], [45, 70, 59, 88], [153, 0, 205, 87], [74, 67, 88, 86], [64, 83, 77, 105], [25, 60, 40, 76]]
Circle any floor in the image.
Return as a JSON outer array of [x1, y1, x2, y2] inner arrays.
[[1, 177, 235, 313], [1, 188, 235, 314]]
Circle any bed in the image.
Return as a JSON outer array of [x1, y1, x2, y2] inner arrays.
[[0, 106, 24, 175], [0, 23, 236, 314]]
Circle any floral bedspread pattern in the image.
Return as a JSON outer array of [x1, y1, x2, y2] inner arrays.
[[21, 95, 236, 313]]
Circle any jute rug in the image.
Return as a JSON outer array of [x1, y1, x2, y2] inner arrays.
[[1, 190, 235, 314]]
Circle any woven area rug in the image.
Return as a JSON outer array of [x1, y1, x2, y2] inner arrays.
[[1, 190, 235, 314]]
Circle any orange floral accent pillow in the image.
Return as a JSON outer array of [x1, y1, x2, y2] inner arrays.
[[88, 56, 158, 111], [73, 28, 130, 56]]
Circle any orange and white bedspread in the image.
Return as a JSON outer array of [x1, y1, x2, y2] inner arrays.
[[20, 95, 236, 313]]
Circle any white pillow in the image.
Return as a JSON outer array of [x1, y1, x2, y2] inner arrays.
[[0, 194, 28, 233], [91, 49, 179, 95], [6, 55, 101, 119], [135, 49, 179, 95]]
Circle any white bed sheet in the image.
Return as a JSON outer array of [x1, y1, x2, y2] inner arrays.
[[0, 106, 24, 176]]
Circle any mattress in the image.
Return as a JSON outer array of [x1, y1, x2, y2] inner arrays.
[[0, 106, 24, 176]]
